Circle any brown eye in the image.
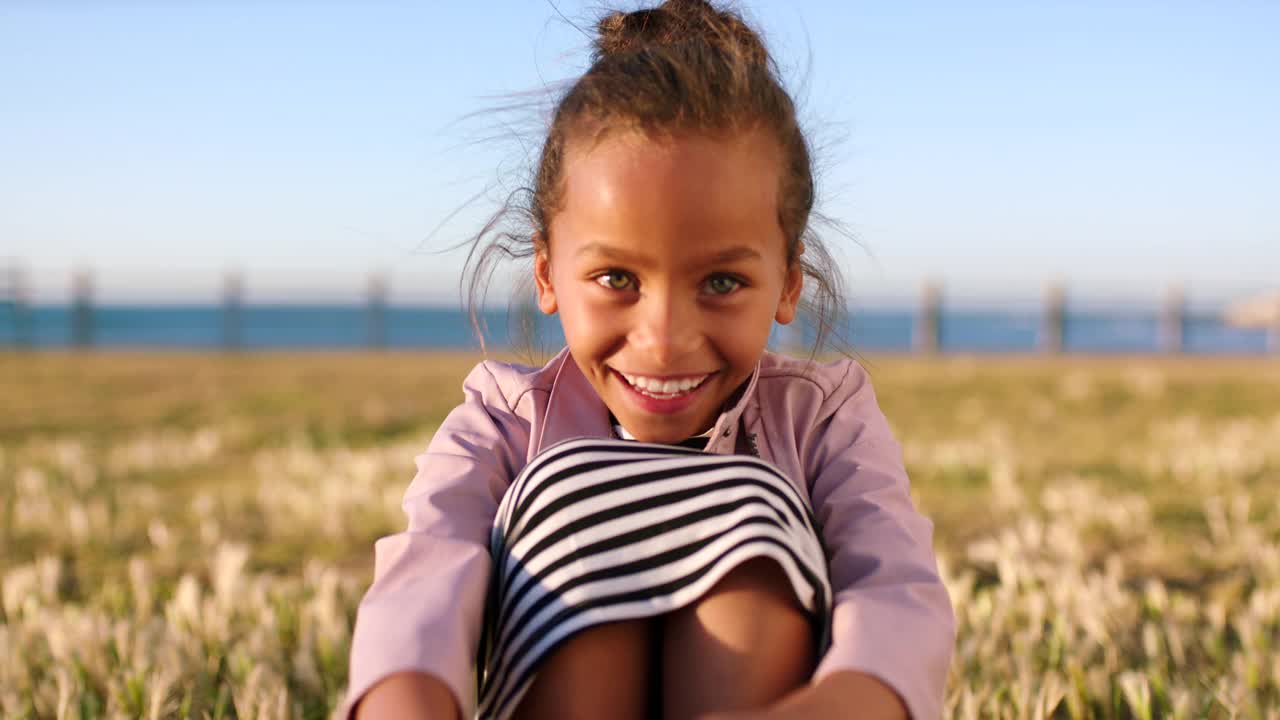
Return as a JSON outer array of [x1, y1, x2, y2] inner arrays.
[[705, 274, 742, 295], [595, 271, 636, 291]]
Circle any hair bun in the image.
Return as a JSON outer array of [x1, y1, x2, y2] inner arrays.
[[594, 0, 767, 67]]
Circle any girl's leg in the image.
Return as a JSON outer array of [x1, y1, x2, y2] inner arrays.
[[661, 557, 815, 719], [512, 618, 654, 720]]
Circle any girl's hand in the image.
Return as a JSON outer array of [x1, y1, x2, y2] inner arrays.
[[353, 672, 460, 720], [700, 671, 908, 720]]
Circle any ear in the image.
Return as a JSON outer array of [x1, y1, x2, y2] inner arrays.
[[533, 234, 558, 315], [774, 262, 803, 325]]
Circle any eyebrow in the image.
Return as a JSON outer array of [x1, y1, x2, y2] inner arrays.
[[576, 242, 763, 265]]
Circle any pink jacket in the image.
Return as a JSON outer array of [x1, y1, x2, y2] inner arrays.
[[345, 348, 955, 719]]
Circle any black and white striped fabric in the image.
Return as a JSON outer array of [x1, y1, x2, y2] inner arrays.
[[476, 437, 832, 719]]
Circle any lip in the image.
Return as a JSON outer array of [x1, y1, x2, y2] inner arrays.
[[612, 370, 713, 381], [609, 367, 716, 416]]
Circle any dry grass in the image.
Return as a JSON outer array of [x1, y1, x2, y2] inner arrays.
[[2, 351, 1278, 718]]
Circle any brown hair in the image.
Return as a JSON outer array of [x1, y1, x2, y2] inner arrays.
[[462, 0, 848, 358]]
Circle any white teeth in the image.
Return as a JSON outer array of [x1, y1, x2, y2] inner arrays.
[[618, 371, 708, 397]]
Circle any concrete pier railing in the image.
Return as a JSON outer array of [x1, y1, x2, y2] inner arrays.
[[0, 264, 1275, 354]]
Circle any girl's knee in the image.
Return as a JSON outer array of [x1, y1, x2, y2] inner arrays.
[[693, 557, 812, 645], [512, 619, 653, 720], [661, 558, 815, 717], [705, 557, 804, 607]]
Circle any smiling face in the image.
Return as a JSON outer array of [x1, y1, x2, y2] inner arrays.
[[533, 129, 803, 443]]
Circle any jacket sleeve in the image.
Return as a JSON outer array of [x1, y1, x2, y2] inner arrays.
[[342, 362, 529, 719], [805, 363, 955, 720]]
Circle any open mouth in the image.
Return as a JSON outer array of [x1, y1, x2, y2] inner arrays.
[[613, 369, 713, 400]]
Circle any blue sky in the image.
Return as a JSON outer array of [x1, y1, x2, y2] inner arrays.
[[1, 1, 1275, 307]]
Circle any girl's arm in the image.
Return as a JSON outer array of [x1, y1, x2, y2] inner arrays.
[[353, 672, 461, 720], [800, 362, 956, 720], [341, 362, 529, 719]]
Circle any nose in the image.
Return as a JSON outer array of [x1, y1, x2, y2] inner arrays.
[[627, 289, 701, 365]]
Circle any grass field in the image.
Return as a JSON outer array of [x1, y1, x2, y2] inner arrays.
[[2, 351, 1279, 719]]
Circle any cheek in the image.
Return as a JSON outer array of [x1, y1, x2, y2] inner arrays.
[[556, 287, 619, 344], [713, 305, 774, 354]]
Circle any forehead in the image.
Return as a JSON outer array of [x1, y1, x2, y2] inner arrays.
[[551, 129, 786, 264]]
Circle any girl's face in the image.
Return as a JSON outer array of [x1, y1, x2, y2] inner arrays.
[[534, 129, 803, 444]]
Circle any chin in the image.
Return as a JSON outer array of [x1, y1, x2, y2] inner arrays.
[[615, 411, 704, 444], [631, 426, 690, 444]]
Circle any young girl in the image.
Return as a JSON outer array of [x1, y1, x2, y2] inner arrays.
[[346, 2, 954, 718]]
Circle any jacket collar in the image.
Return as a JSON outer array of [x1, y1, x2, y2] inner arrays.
[[533, 346, 763, 456]]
